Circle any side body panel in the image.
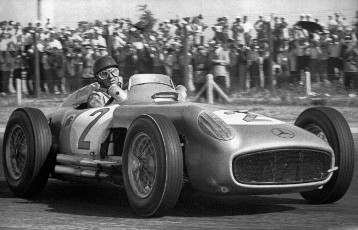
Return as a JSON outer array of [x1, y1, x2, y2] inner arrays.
[[50, 105, 119, 156]]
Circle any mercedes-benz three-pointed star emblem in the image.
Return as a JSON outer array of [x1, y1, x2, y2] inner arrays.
[[271, 128, 295, 138]]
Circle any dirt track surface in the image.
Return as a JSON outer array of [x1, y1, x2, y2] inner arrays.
[[0, 169, 358, 230]]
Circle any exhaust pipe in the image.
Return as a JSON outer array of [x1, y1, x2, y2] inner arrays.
[[55, 165, 110, 179], [56, 154, 122, 168]]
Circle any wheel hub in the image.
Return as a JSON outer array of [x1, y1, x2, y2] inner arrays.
[[305, 124, 328, 143], [6, 124, 27, 180], [128, 133, 157, 199], [132, 156, 141, 172]]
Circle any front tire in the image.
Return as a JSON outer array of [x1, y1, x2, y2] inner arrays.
[[295, 107, 354, 204], [122, 114, 183, 217], [2, 108, 52, 197]]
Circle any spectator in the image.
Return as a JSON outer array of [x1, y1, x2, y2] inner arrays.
[[254, 15, 265, 40], [50, 47, 64, 94], [306, 14, 313, 22], [123, 43, 137, 82], [296, 37, 309, 81], [281, 17, 289, 41], [12, 51, 22, 92], [343, 36, 358, 97], [353, 11, 358, 45], [172, 45, 182, 85], [327, 35, 341, 82], [64, 50, 75, 93], [341, 17, 350, 31], [25, 48, 35, 95], [327, 15, 338, 33], [48, 32, 62, 50], [237, 44, 249, 92], [242, 16, 254, 46], [249, 40, 260, 89], [211, 42, 230, 93], [98, 44, 108, 56], [114, 46, 125, 77], [42, 48, 54, 93], [222, 16, 230, 44], [277, 44, 289, 77], [73, 47, 85, 88], [232, 17, 245, 44], [193, 45, 209, 94], [309, 39, 322, 83], [318, 35, 329, 84], [315, 18, 322, 27], [152, 44, 165, 74], [192, 15, 207, 46], [135, 40, 152, 74], [228, 42, 239, 90], [164, 46, 174, 78], [213, 18, 224, 42], [0, 46, 12, 95], [83, 44, 96, 85], [273, 17, 281, 61], [287, 41, 299, 85]]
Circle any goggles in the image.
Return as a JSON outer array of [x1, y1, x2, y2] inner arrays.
[[97, 67, 120, 80]]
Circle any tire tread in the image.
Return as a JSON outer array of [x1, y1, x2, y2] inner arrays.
[[295, 106, 354, 203], [3, 107, 52, 197]]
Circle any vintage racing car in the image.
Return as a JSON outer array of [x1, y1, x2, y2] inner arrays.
[[2, 74, 355, 217]]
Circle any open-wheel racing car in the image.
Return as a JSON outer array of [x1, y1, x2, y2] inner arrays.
[[2, 74, 355, 217]]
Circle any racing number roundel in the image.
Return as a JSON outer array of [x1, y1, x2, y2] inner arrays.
[[78, 108, 110, 149], [69, 106, 118, 155]]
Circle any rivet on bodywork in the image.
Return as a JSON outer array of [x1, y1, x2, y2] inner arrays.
[[220, 186, 230, 193]]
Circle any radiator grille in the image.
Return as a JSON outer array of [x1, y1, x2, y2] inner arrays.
[[233, 149, 332, 185]]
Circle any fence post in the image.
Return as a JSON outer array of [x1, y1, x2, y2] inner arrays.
[[206, 74, 214, 104], [305, 71, 311, 95], [16, 78, 22, 105], [21, 68, 28, 94], [259, 57, 264, 88], [34, 32, 40, 97], [193, 74, 232, 104]]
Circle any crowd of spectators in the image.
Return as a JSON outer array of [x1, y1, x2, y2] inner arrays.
[[0, 10, 357, 98]]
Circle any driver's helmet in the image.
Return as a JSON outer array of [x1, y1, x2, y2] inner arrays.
[[93, 56, 118, 76]]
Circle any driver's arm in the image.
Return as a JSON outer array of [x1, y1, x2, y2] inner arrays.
[[87, 92, 110, 108]]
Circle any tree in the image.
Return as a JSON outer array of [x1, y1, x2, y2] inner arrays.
[[137, 4, 157, 32]]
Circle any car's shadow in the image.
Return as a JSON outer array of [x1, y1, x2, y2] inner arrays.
[[0, 180, 302, 218]]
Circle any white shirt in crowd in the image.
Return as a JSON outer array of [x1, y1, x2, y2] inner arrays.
[[49, 39, 63, 50], [97, 35, 106, 47], [242, 21, 256, 38], [0, 39, 9, 51]]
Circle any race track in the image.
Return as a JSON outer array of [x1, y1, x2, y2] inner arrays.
[[0, 133, 357, 229]]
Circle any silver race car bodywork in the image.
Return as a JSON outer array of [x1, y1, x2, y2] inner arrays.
[[2, 74, 354, 217]]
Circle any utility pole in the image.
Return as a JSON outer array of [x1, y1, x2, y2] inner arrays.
[[182, 25, 190, 90], [267, 20, 274, 91], [34, 0, 42, 97], [37, 0, 42, 20]]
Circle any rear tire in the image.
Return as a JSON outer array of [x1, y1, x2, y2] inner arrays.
[[295, 107, 354, 204], [2, 108, 52, 197], [122, 114, 183, 217]]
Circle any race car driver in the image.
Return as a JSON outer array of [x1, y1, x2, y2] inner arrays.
[[87, 56, 128, 108]]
